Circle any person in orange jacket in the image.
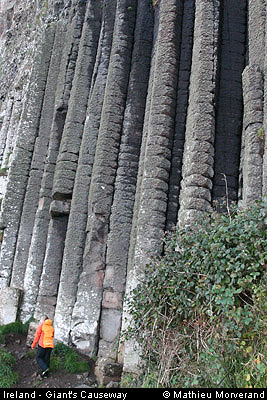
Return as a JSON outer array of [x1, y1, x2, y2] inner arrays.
[[31, 316, 54, 378]]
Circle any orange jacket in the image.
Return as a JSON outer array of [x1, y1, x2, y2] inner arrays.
[[31, 319, 54, 349]]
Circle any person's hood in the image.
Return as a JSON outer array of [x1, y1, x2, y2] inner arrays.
[[43, 319, 52, 326]]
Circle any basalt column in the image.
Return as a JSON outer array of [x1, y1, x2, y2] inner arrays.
[[247, 0, 265, 68], [1, 0, 266, 380], [0, 97, 17, 201], [0, 99, 13, 168], [240, 0, 265, 204], [166, 0, 195, 230], [0, 25, 56, 289], [0, 94, 22, 186], [178, 0, 220, 226], [125, 3, 160, 279], [122, 0, 181, 373], [33, 212, 69, 320], [70, 0, 138, 355], [30, 0, 102, 321], [98, 0, 154, 362], [212, 0, 247, 203], [52, 0, 102, 201], [35, 0, 102, 321], [10, 21, 62, 290], [241, 66, 264, 205], [54, 0, 116, 345], [19, 1, 88, 322]]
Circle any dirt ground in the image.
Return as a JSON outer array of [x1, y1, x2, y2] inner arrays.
[[2, 333, 97, 389]]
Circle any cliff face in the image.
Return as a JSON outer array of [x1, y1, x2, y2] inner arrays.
[[0, 0, 265, 380]]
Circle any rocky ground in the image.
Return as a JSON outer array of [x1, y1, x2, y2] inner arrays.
[[2, 332, 97, 389]]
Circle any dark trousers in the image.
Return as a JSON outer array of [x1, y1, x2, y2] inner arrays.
[[36, 345, 52, 372]]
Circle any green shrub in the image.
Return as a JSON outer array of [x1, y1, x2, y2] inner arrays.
[[0, 321, 29, 336], [0, 350, 18, 388], [124, 199, 267, 388], [51, 343, 90, 374], [0, 321, 30, 345], [0, 320, 33, 387]]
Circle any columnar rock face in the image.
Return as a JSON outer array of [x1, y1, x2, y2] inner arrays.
[[0, 0, 266, 378]]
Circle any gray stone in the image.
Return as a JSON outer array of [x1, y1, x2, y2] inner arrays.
[[18, 1, 86, 322], [1, 0, 267, 383], [33, 216, 68, 321], [99, 0, 153, 360], [166, 0, 195, 230], [100, 309, 121, 343], [54, 0, 116, 346], [241, 65, 264, 205], [26, 321, 39, 348], [122, 0, 181, 374], [52, 0, 102, 200], [70, 0, 138, 356], [248, 0, 266, 68], [178, 0, 220, 227], [0, 287, 21, 325], [0, 25, 56, 289], [50, 200, 71, 217], [11, 22, 63, 290], [95, 358, 123, 386]]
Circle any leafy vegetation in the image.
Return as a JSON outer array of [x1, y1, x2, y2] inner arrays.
[[0, 350, 18, 388], [0, 322, 28, 388], [0, 320, 32, 388], [0, 321, 30, 345], [50, 343, 90, 374], [123, 199, 267, 388]]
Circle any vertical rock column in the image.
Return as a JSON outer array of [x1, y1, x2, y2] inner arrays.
[[0, 99, 13, 166], [32, 0, 104, 323], [178, 0, 220, 227], [1, 95, 22, 178], [34, 209, 69, 320], [52, 0, 102, 201], [70, 0, 138, 356], [212, 0, 247, 203], [10, 22, 61, 290], [122, 0, 180, 374], [247, 0, 265, 69], [0, 98, 15, 201], [98, 0, 154, 362], [30, 0, 102, 323], [19, 2, 87, 322], [240, 0, 265, 201], [54, 0, 116, 345], [166, 0, 195, 230], [125, 2, 161, 277], [0, 26, 55, 289], [241, 66, 264, 205]]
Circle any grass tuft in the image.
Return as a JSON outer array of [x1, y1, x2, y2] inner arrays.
[[51, 343, 90, 374], [0, 350, 18, 388]]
